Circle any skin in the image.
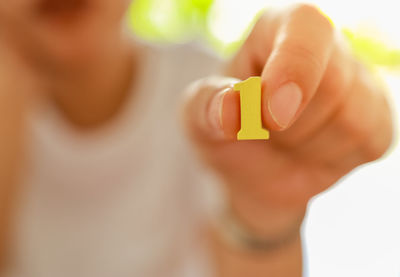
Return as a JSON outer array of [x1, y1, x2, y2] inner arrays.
[[0, 1, 394, 276], [0, 44, 30, 266]]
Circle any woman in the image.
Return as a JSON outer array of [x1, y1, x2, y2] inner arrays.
[[0, 1, 394, 276]]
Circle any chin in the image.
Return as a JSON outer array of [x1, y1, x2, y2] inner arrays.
[[1, 0, 128, 71], [35, 0, 90, 19]]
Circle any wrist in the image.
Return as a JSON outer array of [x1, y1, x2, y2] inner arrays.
[[226, 188, 306, 246], [210, 213, 304, 277]]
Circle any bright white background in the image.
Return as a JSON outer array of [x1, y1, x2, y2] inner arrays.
[[209, 0, 400, 276]]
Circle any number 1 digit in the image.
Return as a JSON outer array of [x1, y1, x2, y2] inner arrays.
[[234, 77, 269, 140]]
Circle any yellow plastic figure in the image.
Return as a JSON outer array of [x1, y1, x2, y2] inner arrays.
[[234, 77, 270, 141]]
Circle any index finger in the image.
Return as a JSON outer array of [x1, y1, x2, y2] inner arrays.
[[261, 4, 335, 130]]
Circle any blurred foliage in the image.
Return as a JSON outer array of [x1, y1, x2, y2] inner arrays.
[[128, 0, 400, 71], [128, 0, 213, 42], [343, 29, 400, 70]]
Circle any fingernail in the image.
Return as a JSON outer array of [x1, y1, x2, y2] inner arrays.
[[268, 82, 303, 129], [208, 88, 229, 137]]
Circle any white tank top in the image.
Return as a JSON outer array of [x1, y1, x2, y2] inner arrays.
[[10, 42, 223, 277]]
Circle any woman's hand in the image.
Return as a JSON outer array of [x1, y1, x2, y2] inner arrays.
[[182, 4, 393, 276]]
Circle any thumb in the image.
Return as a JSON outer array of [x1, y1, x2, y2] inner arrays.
[[181, 76, 242, 143]]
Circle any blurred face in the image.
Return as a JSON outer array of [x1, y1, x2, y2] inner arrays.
[[0, 0, 131, 71]]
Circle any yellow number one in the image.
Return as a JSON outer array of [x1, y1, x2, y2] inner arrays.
[[234, 77, 270, 141]]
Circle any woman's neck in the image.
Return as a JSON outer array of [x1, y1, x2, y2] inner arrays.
[[48, 36, 143, 129]]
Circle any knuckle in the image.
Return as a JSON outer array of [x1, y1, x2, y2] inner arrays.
[[336, 104, 369, 148], [322, 69, 348, 101], [327, 64, 351, 93], [363, 117, 394, 162], [335, 96, 392, 164], [363, 138, 390, 162], [364, 144, 387, 162], [321, 58, 355, 109]]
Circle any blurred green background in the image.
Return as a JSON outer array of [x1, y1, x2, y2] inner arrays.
[[128, 0, 400, 71]]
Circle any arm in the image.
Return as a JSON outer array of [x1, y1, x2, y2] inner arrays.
[[0, 43, 36, 269], [182, 4, 393, 276]]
